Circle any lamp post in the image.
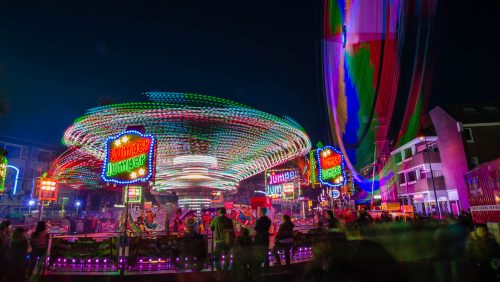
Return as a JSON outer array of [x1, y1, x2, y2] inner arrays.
[[28, 199, 35, 216], [76, 200, 81, 218], [420, 136, 441, 219]]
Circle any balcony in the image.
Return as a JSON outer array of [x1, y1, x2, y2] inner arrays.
[[399, 151, 441, 171], [398, 176, 446, 195]]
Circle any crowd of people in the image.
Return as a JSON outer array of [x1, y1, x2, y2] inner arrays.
[[0, 220, 49, 282], [1, 207, 499, 282], [208, 207, 295, 279], [302, 209, 500, 282]]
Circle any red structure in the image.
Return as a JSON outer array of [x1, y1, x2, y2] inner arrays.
[[464, 157, 500, 224]]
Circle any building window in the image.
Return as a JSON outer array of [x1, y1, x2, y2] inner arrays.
[[5, 144, 22, 159], [431, 170, 443, 177], [407, 171, 417, 183], [483, 106, 499, 112], [462, 107, 478, 113], [404, 148, 413, 160], [20, 146, 28, 159], [395, 153, 402, 164], [464, 128, 474, 143], [36, 150, 53, 163], [398, 173, 406, 184], [471, 157, 479, 168]]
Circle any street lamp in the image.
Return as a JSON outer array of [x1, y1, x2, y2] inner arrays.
[[419, 136, 441, 219], [76, 200, 81, 218], [28, 199, 35, 216]]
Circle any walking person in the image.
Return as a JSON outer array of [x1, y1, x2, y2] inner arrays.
[[254, 207, 272, 269], [210, 207, 235, 272], [272, 215, 294, 268], [28, 221, 49, 281]]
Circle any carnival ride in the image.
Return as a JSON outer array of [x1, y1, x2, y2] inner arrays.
[[51, 92, 311, 210], [323, 0, 440, 203]]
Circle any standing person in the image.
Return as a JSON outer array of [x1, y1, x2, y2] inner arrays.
[[210, 207, 235, 272], [233, 228, 253, 278], [7, 227, 28, 282], [28, 221, 49, 280], [273, 215, 294, 267], [326, 210, 339, 229], [357, 207, 374, 225], [254, 207, 272, 268], [0, 222, 10, 280], [173, 209, 183, 233]]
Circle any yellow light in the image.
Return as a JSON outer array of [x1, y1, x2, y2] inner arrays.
[[115, 140, 121, 146], [130, 172, 137, 179], [121, 136, 129, 143], [138, 168, 145, 175]]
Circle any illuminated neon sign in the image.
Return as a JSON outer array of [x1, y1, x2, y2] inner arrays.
[[124, 186, 142, 203], [316, 146, 346, 187], [38, 177, 58, 201], [265, 169, 300, 199], [0, 154, 7, 193], [102, 130, 156, 184], [308, 150, 318, 184]]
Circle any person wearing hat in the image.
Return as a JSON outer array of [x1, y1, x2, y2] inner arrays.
[[210, 207, 235, 271]]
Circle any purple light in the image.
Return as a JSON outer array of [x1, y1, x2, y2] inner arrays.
[[149, 258, 152, 262], [72, 259, 76, 263], [87, 259, 91, 263], [139, 259, 143, 263], [103, 259, 107, 263], [58, 258, 61, 262]]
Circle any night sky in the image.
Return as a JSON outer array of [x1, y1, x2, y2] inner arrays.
[[0, 0, 498, 146]]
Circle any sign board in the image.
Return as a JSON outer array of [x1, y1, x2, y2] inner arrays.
[[250, 197, 272, 210], [330, 189, 340, 199], [308, 150, 318, 184], [224, 201, 234, 210], [102, 130, 156, 184], [381, 202, 401, 211], [0, 154, 6, 193], [316, 146, 346, 187], [124, 186, 142, 203], [265, 169, 300, 199], [38, 177, 58, 201]]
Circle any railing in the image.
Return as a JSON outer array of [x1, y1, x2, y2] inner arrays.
[[42, 231, 314, 275]]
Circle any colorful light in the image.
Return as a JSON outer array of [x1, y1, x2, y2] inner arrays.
[[52, 92, 311, 208], [102, 130, 156, 185], [124, 186, 142, 203], [316, 146, 346, 188], [323, 1, 440, 203], [0, 153, 6, 192], [38, 177, 58, 201], [265, 169, 300, 199]]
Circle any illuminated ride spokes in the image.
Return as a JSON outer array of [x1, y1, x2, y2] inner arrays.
[[52, 92, 311, 209], [323, 0, 440, 203]]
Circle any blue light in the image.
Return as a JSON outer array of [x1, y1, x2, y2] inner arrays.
[[101, 130, 156, 185], [28, 199, 35, 206], [76, 200, 81, 207], [315, 145, 346, 188], [342, 24, 347, 48], [7, 165, 19, 195]]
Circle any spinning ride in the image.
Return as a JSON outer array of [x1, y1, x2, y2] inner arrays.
[[52, 92, 311, 210]]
